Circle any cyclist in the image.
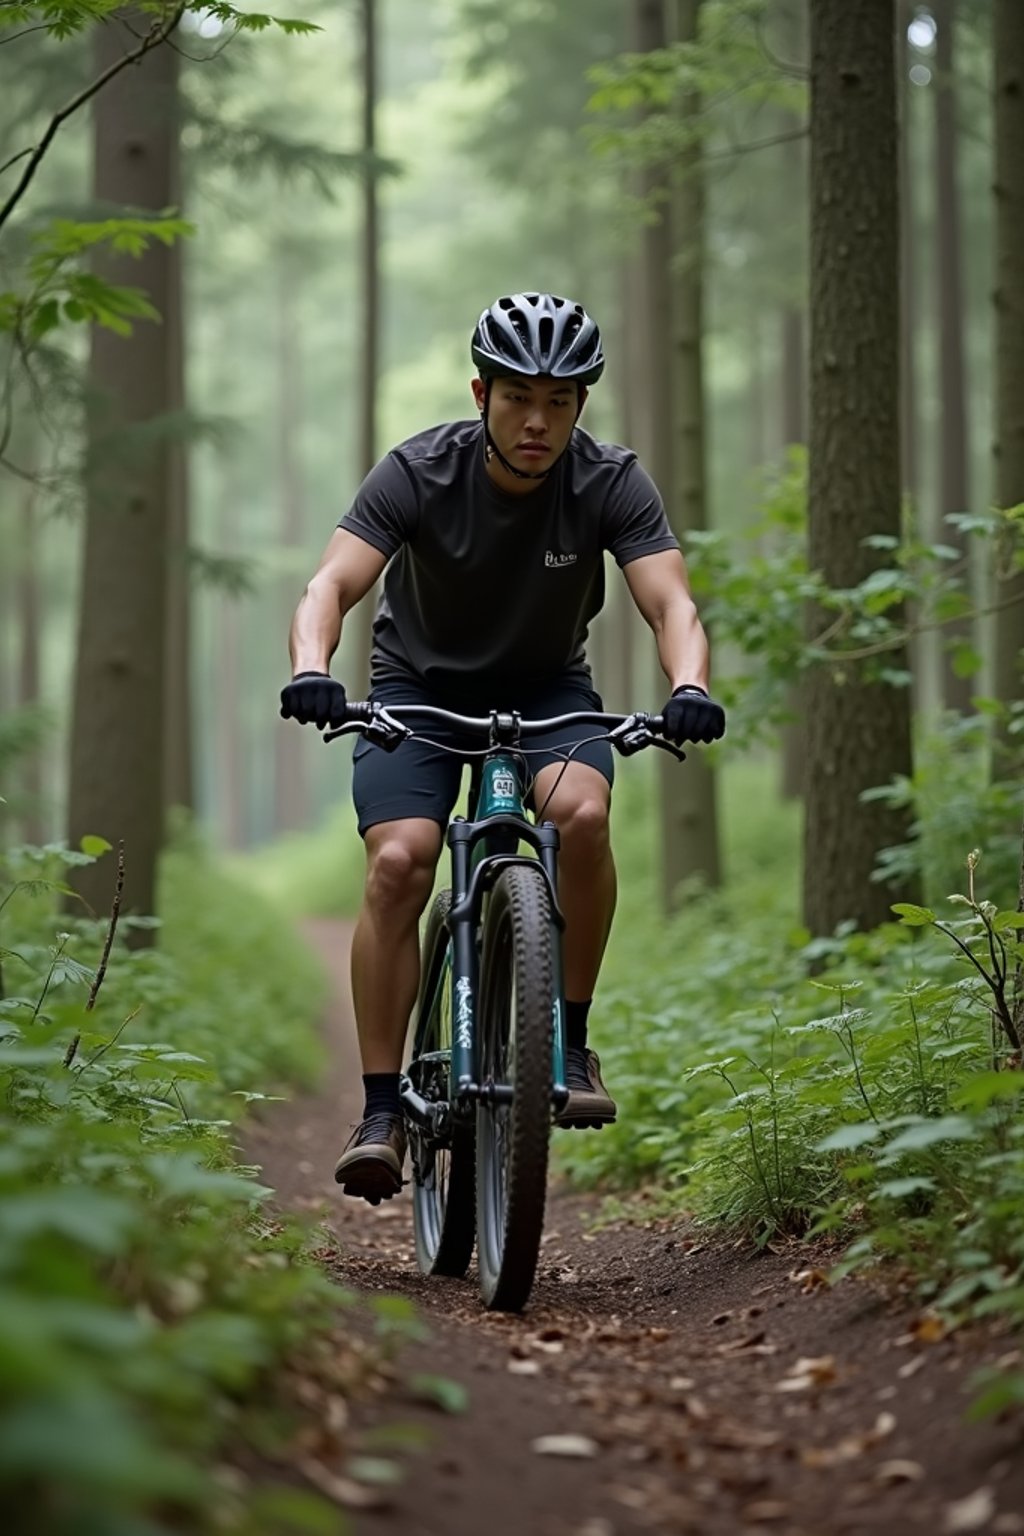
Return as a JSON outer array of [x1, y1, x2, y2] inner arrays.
[[280, 292, 725, 1203]]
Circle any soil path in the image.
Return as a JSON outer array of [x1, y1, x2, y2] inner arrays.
[[244, 920, 1024, 1536]]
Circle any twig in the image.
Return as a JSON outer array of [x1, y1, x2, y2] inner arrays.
[[63, 840, 125, 1068], [703, 126, 808, 162], [812, 587, 1024, 663], [0, 1, 187, 233]]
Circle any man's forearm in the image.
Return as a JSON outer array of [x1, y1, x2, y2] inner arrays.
[[651, 597, 710, 693], [289, 575, 347, 675]]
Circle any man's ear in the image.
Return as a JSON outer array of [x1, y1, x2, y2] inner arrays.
[[471, 376, 486, 413]]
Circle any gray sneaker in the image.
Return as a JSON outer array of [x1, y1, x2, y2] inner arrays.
[[555, 1048, 617, 1129], [334, 1111, 406, 1203]]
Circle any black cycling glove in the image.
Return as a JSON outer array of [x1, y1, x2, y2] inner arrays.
[[661, 684, 725, 746], [279, 671, 348, 730]]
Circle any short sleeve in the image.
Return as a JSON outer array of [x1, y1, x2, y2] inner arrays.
[[602, 458, 680, 568], [338, 452, 418, 558]]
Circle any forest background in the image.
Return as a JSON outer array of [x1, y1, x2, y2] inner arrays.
[[2, 2, 1024, 1532]]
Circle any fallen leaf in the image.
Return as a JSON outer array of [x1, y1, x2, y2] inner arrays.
[[791, 1267, 831, 1293], [532, 1434, 599, 1459], [718, 1329, 769, 1355], [898, 1355, 928, 1379], [776, 1355, 838, 1391], [944, 1488, 996, 1533], [912, 1311, 949, 1345], [649, 1326, 671, 1342], [707, 1422, 782, 1451], [669, 1375, 697, 1391], [299, 1457, 387, 1510], [877, 1460, 926, 1484], [507, 1358, 540, 1376], [742, 1501, 789, 1523]]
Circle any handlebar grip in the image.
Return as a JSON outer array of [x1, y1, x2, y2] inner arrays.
[[343, 701, 374, 721]]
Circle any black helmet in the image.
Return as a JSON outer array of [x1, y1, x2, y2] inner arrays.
[[471, 293, 605, 386]]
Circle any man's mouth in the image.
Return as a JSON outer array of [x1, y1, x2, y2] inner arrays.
[[517, 442, 550, 455]]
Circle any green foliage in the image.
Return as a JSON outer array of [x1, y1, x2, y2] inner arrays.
[[561, 768, 1024, 1420], [0, 832, 349, 1535], [586, 0, 806, 160]]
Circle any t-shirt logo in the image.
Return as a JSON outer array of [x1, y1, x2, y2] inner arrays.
[[545, 550, 578, 568]]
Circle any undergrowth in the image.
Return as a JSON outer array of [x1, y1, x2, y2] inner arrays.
[[0, 828, 369, 1536]]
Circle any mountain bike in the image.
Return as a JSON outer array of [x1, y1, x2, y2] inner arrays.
[[326, 702, 684, 1312]]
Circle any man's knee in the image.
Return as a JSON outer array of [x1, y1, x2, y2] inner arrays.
[[364, 822, 441, 915], [557, 794, 611, 857]]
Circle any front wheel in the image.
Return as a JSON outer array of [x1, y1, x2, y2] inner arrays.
[[476, 865, 556, 1312], [408, 889, 476, 1278]]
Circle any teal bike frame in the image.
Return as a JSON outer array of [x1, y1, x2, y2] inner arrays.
[[428, 747, 567, 1117]]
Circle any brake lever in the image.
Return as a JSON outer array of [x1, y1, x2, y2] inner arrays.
[[649, 737, 687, 763]]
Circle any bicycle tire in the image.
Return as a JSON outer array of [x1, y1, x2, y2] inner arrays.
[[476, 864, 555, 1312], [409, 888, 476, 1278]]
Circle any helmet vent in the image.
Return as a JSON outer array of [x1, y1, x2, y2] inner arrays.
[[538, 315, 554, 358], [498, 296, 514, 310]]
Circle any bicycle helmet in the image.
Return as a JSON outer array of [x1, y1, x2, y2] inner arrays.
[[471, 292, 605, 386], [471, 293, 604, 480]]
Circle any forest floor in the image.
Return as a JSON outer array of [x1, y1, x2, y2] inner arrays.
[[242, 920, 1024, 1536]]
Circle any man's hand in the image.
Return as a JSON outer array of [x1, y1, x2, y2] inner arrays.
[[661, 685, 725, 745], [280, 672, 348, 730]]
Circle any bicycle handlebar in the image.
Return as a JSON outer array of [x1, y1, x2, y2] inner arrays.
[[322, 701, 685, 760]]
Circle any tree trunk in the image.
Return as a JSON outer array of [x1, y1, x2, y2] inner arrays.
[[350, 0, 380, 699], [66, 17, 178, 932], [934, 0, 973, 714], [273, 252, 310, 834], [17, 470, 45, 844], [778, 13, 808, 801], [898, 0, 920, 512], [803, 0, 919, 936], [163, 133, 192, 812], [992, 0, 1024, 765], [217, 469, 246, 850], [660, 0, 721, 910]]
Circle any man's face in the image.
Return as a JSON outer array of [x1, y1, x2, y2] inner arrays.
[[472, 374, 585, 477]]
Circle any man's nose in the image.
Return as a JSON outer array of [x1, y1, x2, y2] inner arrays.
[[524, 405, 548, 434]]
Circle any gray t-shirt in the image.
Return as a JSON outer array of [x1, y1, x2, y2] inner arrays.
[[338, 420, 678, 695]]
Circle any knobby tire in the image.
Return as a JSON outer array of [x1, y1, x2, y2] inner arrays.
[[409, 888, 475, 1277], [476, 865, 555, 1312]]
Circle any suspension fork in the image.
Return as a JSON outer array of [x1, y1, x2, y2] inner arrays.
[[537, 822, 568, 1108]]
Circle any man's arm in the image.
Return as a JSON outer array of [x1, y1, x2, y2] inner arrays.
[[289, 529, 388, 675], [623, 548, 710, 693]]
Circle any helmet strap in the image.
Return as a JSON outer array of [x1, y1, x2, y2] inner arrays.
[[480, 377, 585, 483]]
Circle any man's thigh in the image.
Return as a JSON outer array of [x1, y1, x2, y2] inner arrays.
[[352, 732, 465, 837]]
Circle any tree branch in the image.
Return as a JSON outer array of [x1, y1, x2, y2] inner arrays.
[[704, 125, 808, 162], [813, 587, 1024, 663], [0, 1, 186, 233]]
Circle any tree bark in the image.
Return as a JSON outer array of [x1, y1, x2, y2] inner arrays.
[[273, 251, 310, 834], [659, 0, 721, 910], [992, 0, 1024, 764], [216, 468, 246, 850], [67, 16, 178, 932], [934, 0, 973, 714], [803, 0, 919, 935], [17, 470, 45, 844], [898, 0, 920, 513], [350, 0, 380, 699], [163, 164, 192, 811]]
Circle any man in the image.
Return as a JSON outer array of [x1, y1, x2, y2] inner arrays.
[[280, 292, 725, 1204]]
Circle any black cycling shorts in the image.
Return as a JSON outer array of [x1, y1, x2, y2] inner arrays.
[[351, 676, 615, 837]]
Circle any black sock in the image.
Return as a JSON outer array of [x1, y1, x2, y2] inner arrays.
[[565, 999, 592, 1055], [362, 1072, 402, 1118]]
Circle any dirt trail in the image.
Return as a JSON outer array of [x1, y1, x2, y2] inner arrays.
[[244, 920, 1024, 1536]]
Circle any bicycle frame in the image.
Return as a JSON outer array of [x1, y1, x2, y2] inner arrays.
[[402, 745, 568, 1133]]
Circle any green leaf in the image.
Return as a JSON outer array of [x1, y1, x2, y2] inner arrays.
[[890, 903, 936, 927], [408, 1373, 469, 1414], [817, 1122, 884, 1152], [80, 835, 112, 857], [346, 1455, 403, 1486], [873, 1176, 935, 1200], [881, 1115, 977, 1154]]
